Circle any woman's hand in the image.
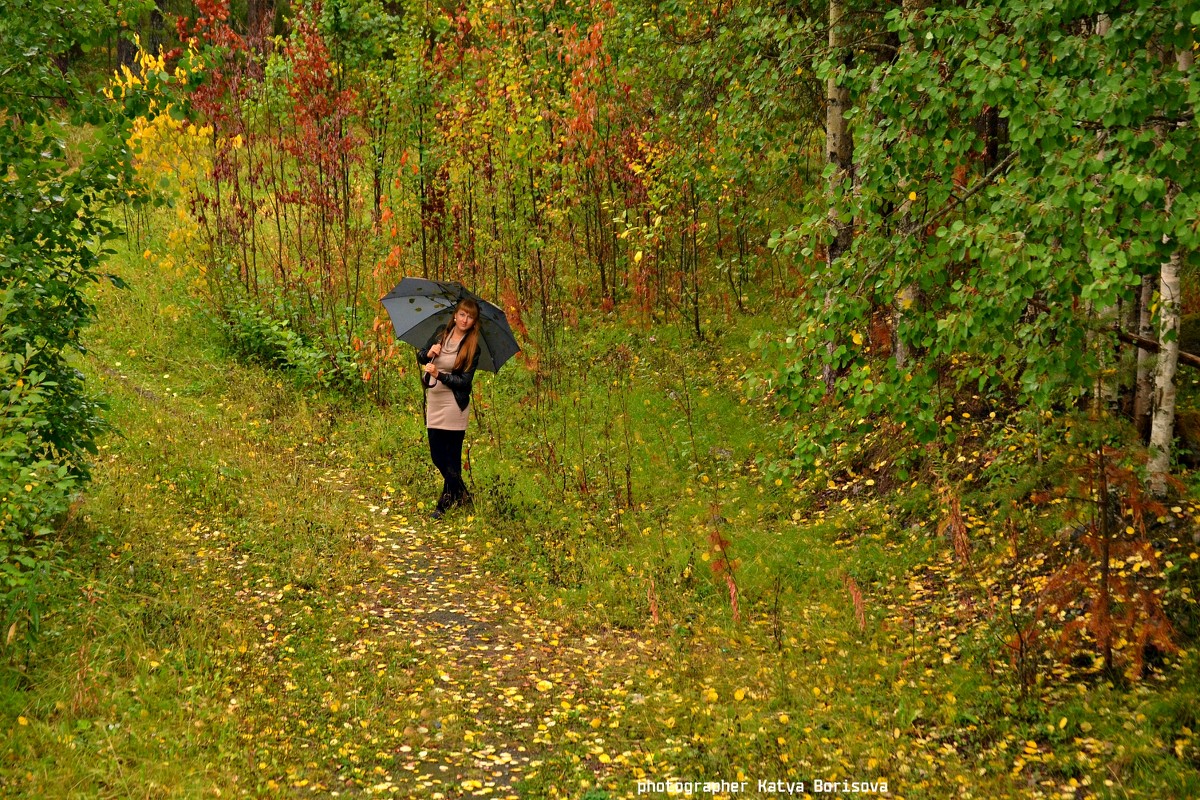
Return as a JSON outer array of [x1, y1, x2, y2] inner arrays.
[[427, 343, 443, 358], [423, 363, 439, 380]]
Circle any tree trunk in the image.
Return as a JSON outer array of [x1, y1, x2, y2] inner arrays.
[[1148, 44, 1193, 494], [246, 0, 275, 40], [1133, 274, 1155, 440], [117, 34, 137, 67], [1092, 301, 1119, 412], [1148, 186, 1181, 496], [147, 2, 166, 54], [824, 0, 853, 393], [1090, 13, 1116, 412]]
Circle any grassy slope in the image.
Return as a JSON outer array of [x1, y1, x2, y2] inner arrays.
[[0, 231, 1198, 798]]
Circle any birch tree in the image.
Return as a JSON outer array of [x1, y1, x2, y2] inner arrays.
[[1148, 190, 1182, 496], [763, 0, 1200, 464], [1148, 41, 1196, 495]]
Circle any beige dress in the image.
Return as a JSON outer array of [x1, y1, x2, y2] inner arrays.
[[426, 335, 470, 431]]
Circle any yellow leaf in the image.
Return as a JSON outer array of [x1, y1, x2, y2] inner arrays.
[[734, 688, 746, 701], [536, 679, 553, 692], [908, 191, 917, 202], [851, 331, 863, 346], [634, 250, 644, 263], [18, 716, 28, 726]]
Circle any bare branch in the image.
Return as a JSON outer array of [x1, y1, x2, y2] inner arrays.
[[1116, 326, 1200, 371]]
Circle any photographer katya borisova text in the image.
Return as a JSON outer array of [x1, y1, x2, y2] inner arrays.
[[635, 778, 890, 795]]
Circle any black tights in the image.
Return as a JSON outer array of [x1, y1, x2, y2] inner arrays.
[[428, 428, 468, 510]]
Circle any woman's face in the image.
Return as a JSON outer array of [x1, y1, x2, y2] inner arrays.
[[454, 308, 476, 333]]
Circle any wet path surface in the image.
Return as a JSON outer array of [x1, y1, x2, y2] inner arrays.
[[203, 464, 668, 798], [85, 355, 684, 798]]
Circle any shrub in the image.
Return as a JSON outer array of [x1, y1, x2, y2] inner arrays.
[[0, 324, 77, 635], [1, 0, 131, 634], [220, 297, 366, 395]]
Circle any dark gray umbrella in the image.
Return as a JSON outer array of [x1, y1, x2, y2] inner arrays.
[[381, 278, 521, 372]]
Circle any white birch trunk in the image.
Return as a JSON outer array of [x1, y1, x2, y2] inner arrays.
[[1148, 189, 1181, 496], [1148, 47, 1193, 494]]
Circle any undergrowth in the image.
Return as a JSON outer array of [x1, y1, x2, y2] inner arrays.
[[1, 222, 1199, 798]]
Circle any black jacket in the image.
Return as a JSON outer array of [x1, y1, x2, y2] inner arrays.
[[417, 331, 480, 411]]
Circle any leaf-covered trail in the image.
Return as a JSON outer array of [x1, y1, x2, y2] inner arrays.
[[88, 364, 672, 798], [247, 466, 664, 797], [76, 346, 1043, 800]]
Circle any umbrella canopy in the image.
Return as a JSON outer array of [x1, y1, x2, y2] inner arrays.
[[381, 278, 520, 372]]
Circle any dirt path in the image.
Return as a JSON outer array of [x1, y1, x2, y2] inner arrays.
[[165, 454, 671, 799], [334, 490, 658, 797], [78, 287, 720, 800]]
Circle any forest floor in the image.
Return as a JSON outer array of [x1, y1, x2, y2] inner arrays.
[[3, 238, 1200, 799]]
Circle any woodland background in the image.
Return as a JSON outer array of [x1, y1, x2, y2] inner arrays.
[[2, 0, 1200, 797]]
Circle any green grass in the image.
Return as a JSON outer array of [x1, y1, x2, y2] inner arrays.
[[1, 223, 1199, 798]]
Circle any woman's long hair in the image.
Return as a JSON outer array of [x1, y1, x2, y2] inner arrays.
[[438, 298, 480, 371]]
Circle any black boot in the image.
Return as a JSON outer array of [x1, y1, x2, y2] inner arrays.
[[454, 485, 473, 508], [432, 491, 453, 520]]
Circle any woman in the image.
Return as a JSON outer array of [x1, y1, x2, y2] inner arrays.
[[416, 299, 481, 519]]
